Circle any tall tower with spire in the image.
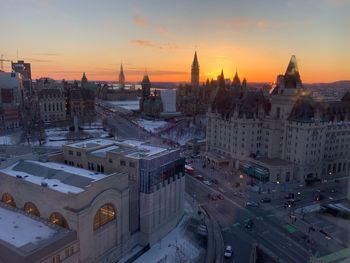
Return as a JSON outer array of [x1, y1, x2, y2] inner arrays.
[[81, 72, 88, 87], [191, 51, 199, 88], [119, 64, 125, 88]]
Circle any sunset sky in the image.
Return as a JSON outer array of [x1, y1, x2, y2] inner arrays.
[[1, 0, 349, 83]]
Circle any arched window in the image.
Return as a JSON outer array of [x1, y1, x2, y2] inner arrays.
[[24, 202, 40, 217], [1, 193, 16, 207], [93, 203, 116, 231], [49, 212, 69, 229]]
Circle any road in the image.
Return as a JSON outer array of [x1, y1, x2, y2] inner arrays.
[[185, 160, 349, 263]]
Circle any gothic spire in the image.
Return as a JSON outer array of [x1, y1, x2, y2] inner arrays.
[[191, 51, 200, 88], [119, 63, 125, 87]]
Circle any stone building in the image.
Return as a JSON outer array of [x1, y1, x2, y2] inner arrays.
[[0, 159, 129, 263], [139, 74, 163, 117], [0, 71, 24, 130], [0, 202, 79, 263], [36, 78, 66, 123], [206, 56, 350, 183], [0, 138, 185, 261], [57, 139, 185, 246], [60, 74, 96, 122]]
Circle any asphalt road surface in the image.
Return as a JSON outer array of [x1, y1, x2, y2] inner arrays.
[[185, 174, 344, 263]]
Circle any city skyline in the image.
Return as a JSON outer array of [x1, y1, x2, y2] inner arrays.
[[1, 0, 349, 82]]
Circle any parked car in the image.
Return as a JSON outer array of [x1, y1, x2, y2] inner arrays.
[[284, 193, 294, 199], [195, 175, 204, 181], [245, 219, 254, 229], [208, 193, 218, 201], [211, 179, 219, 184], [217, 194, 224, 200], [246, 201, 259, 207], [260, 197, 271, 203], [314, 194, 324, 201], [224, 245, 233, 258], [203, 180, 212, 186]]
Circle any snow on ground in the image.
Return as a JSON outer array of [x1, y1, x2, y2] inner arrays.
[[0, 135, 13, 145], [106, 100, 140, 110], [135, 119, 169, 133], [133, 201, 201, 263], [0, 206, 57, 248], [161, 127, 205, 146]]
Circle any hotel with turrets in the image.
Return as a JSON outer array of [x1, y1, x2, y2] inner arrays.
[[206, 56, 350, 184]]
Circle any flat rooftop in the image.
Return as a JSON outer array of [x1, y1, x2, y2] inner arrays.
[[254, 157, 294, 166], [1, 160, 109, 194], [85, 139, 175, 159], [67, 139, 114, 150], [0, 203, 76, 262]]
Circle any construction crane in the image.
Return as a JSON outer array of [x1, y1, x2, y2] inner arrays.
[[0, 54, 11, 71]]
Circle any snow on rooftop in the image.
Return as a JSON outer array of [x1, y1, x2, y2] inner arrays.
[[67, 139, 114, 149], [106, 100, 140, 110], [90, 145, 120, 157], [122, 140, 167, 157], [0, 206, 57, 248], [2, 160, 107, 194], [134, 119, 168, 132]]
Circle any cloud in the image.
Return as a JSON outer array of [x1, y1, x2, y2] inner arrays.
[[132, 15, 149, 27], [132, 14, 169, 36], [23, 57, 53, 63], [34, 53, 61, 57], [214, 18, 280, 29], [130, 39, 180, 50]]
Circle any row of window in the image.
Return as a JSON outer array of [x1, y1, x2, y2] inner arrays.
[[1, 193, 116, 231], [43, 102, 64, 112]]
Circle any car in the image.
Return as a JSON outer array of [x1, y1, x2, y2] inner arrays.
[[203, 180, 212, 186], [217, 194, 224, 200], [314, 194, 324, 201], [195, 175, 204, 181], [246, 201, 259, 207], [244, 219, 254, 229], [260, 197, 271, 203], [284, 200, 295, 208], [224, 245, 233, 258], [211, 179, 219, 184], [284, 193, 294, 199]]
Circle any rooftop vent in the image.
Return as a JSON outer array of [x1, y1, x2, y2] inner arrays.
[[41, 182, 48, 187], [16, 175, 23, 179]]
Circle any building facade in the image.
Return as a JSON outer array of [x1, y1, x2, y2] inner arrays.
[[0, 71, 24, 130], [56, 139, 185, 247], [36, 78, 66, 123], [206, 56, 350, 183], [0, 159, 129, 263]]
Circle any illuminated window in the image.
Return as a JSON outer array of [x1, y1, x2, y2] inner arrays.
[[49, 212, 69, 229], [1, 193, 16, 207], [93, 203, 116, 231], [24, 202, 40, 217]]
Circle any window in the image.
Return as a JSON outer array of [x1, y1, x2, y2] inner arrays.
[[68, 150, 73, 155], [109, 158, 113, 163], [24, 202, 40, 217], [1, 193, 16, 207], [49, 212, 69, 229], [129, 162, 135, 168], [76, 152, 81, 157], [93, 203, 116, 231], [52, 255, 60, 263], [120, 160, 126, 166]]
